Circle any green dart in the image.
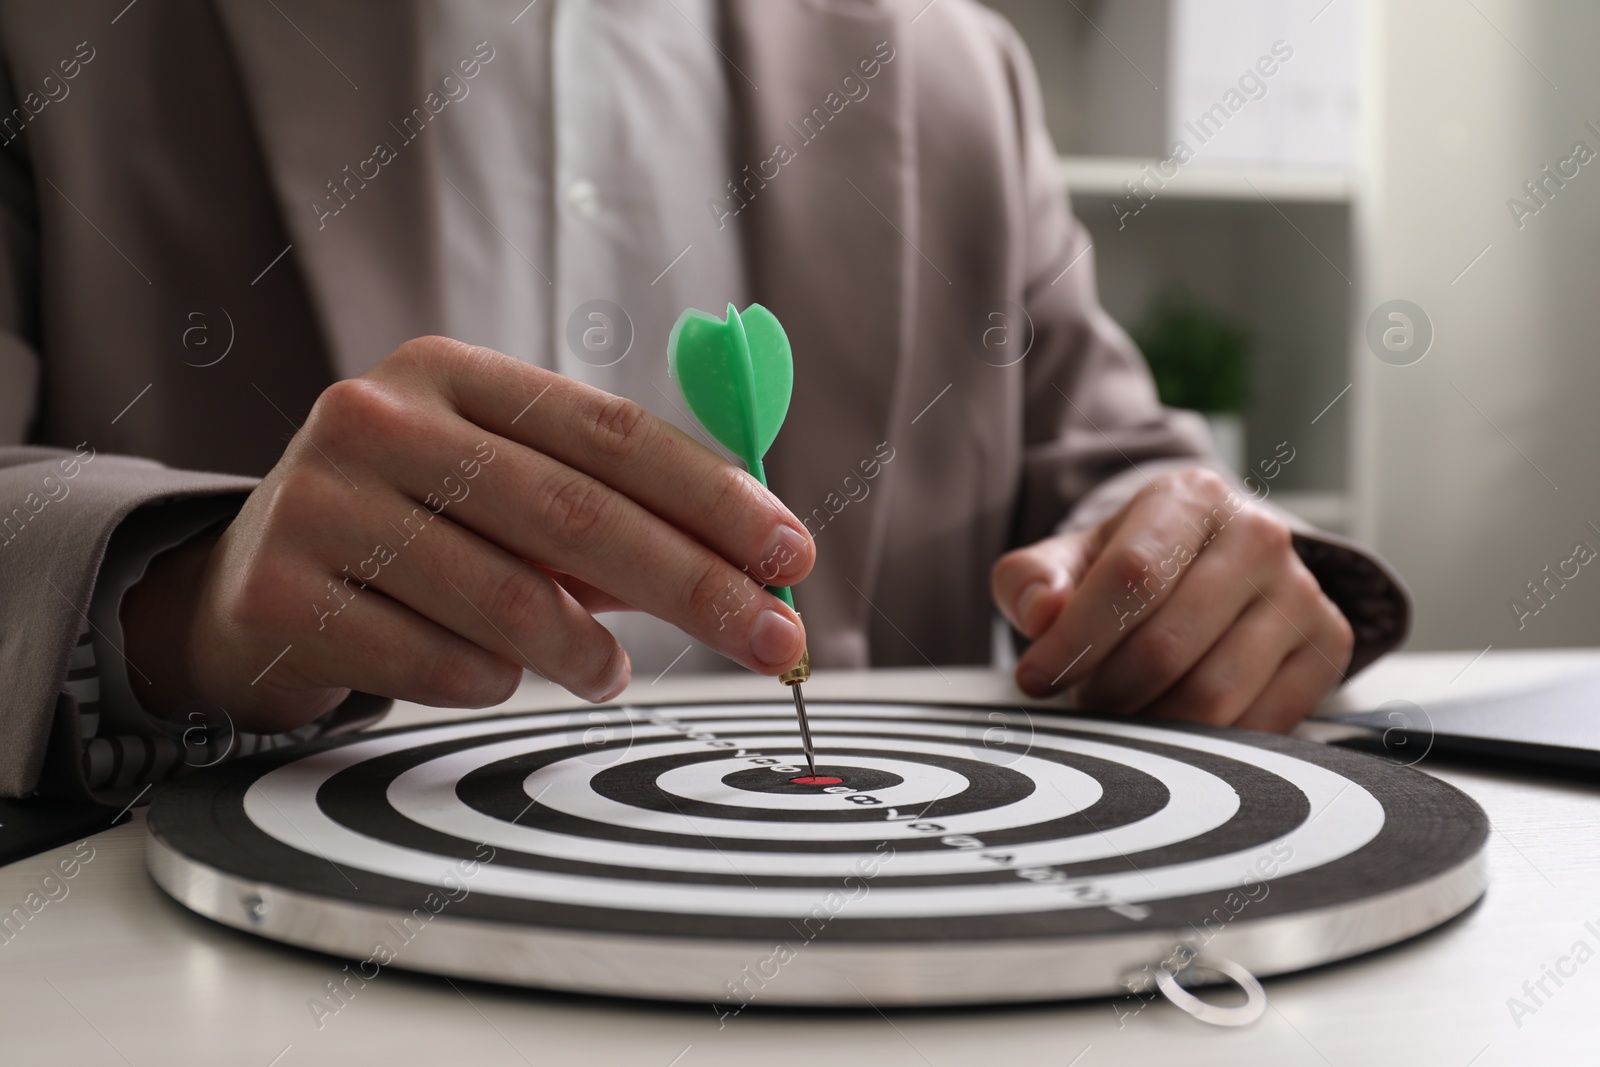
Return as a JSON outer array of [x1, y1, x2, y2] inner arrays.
[[668, 302, 817, 777]]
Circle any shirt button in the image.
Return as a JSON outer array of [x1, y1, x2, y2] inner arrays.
[[566, 178, 600, 219]]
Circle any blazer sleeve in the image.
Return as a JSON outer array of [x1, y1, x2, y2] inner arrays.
[[0, 447, 264, 797], [0, 72, 389, 800], [988, 14, 1410, 676]]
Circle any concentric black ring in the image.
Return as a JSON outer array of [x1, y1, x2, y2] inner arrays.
[[720, 765, 904, 794]]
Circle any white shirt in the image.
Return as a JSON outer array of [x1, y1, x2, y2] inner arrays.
[[429, 0, 748, 676]]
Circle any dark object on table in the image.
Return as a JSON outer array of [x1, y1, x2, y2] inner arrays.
[[1323, 666, 1600, 774], [0, 797, 128, 867]]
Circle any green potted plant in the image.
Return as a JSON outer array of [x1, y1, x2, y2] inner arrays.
[[1130, 285, 1253, 473]]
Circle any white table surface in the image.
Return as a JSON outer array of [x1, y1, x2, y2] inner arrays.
[[3, 651, 1598, 1067]]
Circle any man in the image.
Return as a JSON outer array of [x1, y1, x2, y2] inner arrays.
[[0, 0, 1405, 801]]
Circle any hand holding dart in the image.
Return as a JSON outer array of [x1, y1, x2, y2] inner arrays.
[[668, 302, 818, 778]]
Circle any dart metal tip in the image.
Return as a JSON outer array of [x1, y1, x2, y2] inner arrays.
[[789, 681, 817, 777], [782, 649, 817, 777]]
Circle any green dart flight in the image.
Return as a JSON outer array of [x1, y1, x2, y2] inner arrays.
[[668, 302, 818, 777]]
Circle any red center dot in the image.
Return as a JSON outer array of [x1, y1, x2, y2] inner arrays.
[[790, 775, 843, 786]]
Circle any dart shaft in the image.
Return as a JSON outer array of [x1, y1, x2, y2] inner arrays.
[[789, 680, 816, 777], [779, 646, 815, 776]]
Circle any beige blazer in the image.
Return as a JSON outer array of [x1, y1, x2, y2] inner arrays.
[[0, 0, 1407, 797]]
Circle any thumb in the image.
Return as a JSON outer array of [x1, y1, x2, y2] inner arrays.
[[991, 526, 1102, 640]]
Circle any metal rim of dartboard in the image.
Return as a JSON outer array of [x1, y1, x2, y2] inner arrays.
[[145, 700, 1488, 1007]]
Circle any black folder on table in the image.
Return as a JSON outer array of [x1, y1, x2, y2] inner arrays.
[[1322, 665, 1600, 773]]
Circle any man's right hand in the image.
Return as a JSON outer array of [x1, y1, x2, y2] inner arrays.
[[120, 336, 814, 733]]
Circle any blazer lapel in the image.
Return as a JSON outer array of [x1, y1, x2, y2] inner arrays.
[[723, 0, 915, 666], [211, 0, 444, 380]]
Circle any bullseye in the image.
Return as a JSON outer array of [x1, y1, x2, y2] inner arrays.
[[789, 775, 843, 786]]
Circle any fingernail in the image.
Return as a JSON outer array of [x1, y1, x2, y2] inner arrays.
[[760, 525, 810, 581], [1015, 579, 1051, 632], [1017, 666, 1053, 696], [750, 609, 802, 666], [598, 668, 630, 703], [596, 653, 631, 702]]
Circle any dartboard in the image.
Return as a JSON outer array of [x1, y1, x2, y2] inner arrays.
[[145, 701, 1488, 1006]]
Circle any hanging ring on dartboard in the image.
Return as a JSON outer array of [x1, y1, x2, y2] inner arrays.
[[1153, 953, 1267, 1027]]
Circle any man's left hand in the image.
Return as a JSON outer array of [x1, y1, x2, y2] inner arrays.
[[990, 469, 1354, 732]]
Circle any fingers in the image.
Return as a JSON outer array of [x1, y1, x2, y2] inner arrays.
[[991, 528, 1100, 639], [1234, 644, 1348, 733], [1233, 578, 1354, 731], [211, 562, 525, 736], [1140, 565, 1353, 729], [994, 465, 1351, 733], [313, 343, 810, 675], [385, 338, 815, 587], [378, 419, 804, 674], [542, 570, 634, 615], [285, 585, 525, 715], [1014, 472, 1236, 696], [1074, 507, 1288, 712], [340, 492, 632, 702], [1137, 598, 1302, 725]]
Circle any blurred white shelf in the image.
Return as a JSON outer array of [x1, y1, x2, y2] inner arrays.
[[1058, 155, 1355, 203], [1272, 489, 1353, 533]]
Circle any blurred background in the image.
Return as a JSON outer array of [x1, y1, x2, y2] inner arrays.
[[980, 0, 1600, 654]]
